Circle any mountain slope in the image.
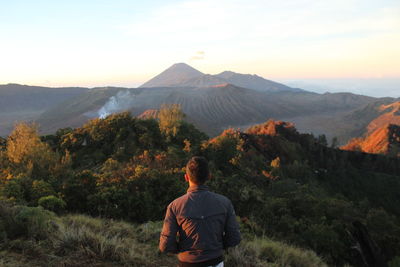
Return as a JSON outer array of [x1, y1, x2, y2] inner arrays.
[[216, 70, 301, 92], [37, 87, 123, 133], [0, 84, 88, 136], [341, 124, 400, 156], [179, 74, 228, 87], [341, 101, 400, 156], [38, 84, 295, 135], [36, 85, 377, 138], [139, 63, 203, 88], [367, 102, 400, 133], [0, 83, 88, 112], [338, 98, 397, 138]]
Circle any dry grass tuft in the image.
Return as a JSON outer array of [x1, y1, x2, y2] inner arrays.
[[51, 214, 174, 266], [226, 237, 327, 267]]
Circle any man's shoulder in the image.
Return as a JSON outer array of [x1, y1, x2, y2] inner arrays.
[[207, 191, 231, 205], [169, 193, 189, 206], [168, 191, 232, 210], [168, 193, 190, 211]]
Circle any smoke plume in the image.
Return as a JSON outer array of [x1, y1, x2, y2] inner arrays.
[[98, 90, 136, 119]]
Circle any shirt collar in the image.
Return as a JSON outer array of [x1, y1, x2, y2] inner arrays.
[[187, 184, 209, 193]]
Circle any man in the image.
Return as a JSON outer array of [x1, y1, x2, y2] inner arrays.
[[159, 156, 241, 267]]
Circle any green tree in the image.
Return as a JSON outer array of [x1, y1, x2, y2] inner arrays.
[[317, 134, 328, 147], [61, 170, 96, 212], [6, 122, 58, 179], [158, 104, 185, 138], [0, 137, 6, 151], [31, 180, 55, 204], [331, 137, 339, 148]]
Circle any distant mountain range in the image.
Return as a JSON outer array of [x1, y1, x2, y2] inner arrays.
[[140, 63, 302, 93], [1, 63, 399, 153]]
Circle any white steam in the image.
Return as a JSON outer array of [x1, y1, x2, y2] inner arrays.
[[98, 90, 136, 119]]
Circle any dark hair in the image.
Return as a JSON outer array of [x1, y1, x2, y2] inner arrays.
[[186, 156, 209, 185]]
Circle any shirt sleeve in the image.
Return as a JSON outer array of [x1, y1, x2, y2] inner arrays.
[[223, 201, 241, 249], [159, 203, 179, 253]]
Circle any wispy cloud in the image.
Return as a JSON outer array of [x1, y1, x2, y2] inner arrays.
[[190, 51, 205, 61]]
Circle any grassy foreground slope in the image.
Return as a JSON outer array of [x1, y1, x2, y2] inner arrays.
[[0, 203, 326, 267]]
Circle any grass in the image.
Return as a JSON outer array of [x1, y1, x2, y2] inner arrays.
[[52, 215, 171, 266], [0, 204, 327, 266], [226, 237, 327, 267]]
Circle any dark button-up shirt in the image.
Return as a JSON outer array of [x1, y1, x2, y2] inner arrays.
[[159, 185, 241, 263]]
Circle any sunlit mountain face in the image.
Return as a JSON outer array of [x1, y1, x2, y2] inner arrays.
[[342, 102, 400, 156]]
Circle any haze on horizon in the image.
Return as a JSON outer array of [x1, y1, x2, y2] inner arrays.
[[1, 0, 399, 97]]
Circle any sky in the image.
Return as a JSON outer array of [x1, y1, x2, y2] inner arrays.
[[0, 0, 399, 96]]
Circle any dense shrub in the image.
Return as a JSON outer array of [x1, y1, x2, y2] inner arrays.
[[226, 237, 327, 267], [38, 195, 66, 213], [13, 206, 55, 240], [0, 201, 55, 240], [389, 256, 400, 267]]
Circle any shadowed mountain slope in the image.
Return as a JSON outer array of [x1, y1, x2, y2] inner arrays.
[[37, 87, 123, 133], [216, 70, 302, 92], [0, 84, 88, 136], [0, 83, 88, 112], [38, 84, 291, 135], [179, 74, 228, 88], [36, 84, 377, 137]]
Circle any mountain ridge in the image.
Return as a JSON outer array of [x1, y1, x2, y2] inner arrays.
[[342, 123, 400, 156], [341, 101, 400, 156], [0, 84, 89, 136], [140, 63, 302, 93], [35, 83, 377, 138]]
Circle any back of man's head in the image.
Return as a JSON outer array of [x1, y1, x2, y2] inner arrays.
[[186, 156, 209, 185]]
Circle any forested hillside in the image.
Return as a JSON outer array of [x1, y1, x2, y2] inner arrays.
[[1, 106, 400, 266]]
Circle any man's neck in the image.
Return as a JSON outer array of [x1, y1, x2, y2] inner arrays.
[[187, 183, 209, 193], [188, 181, 200, 187]]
